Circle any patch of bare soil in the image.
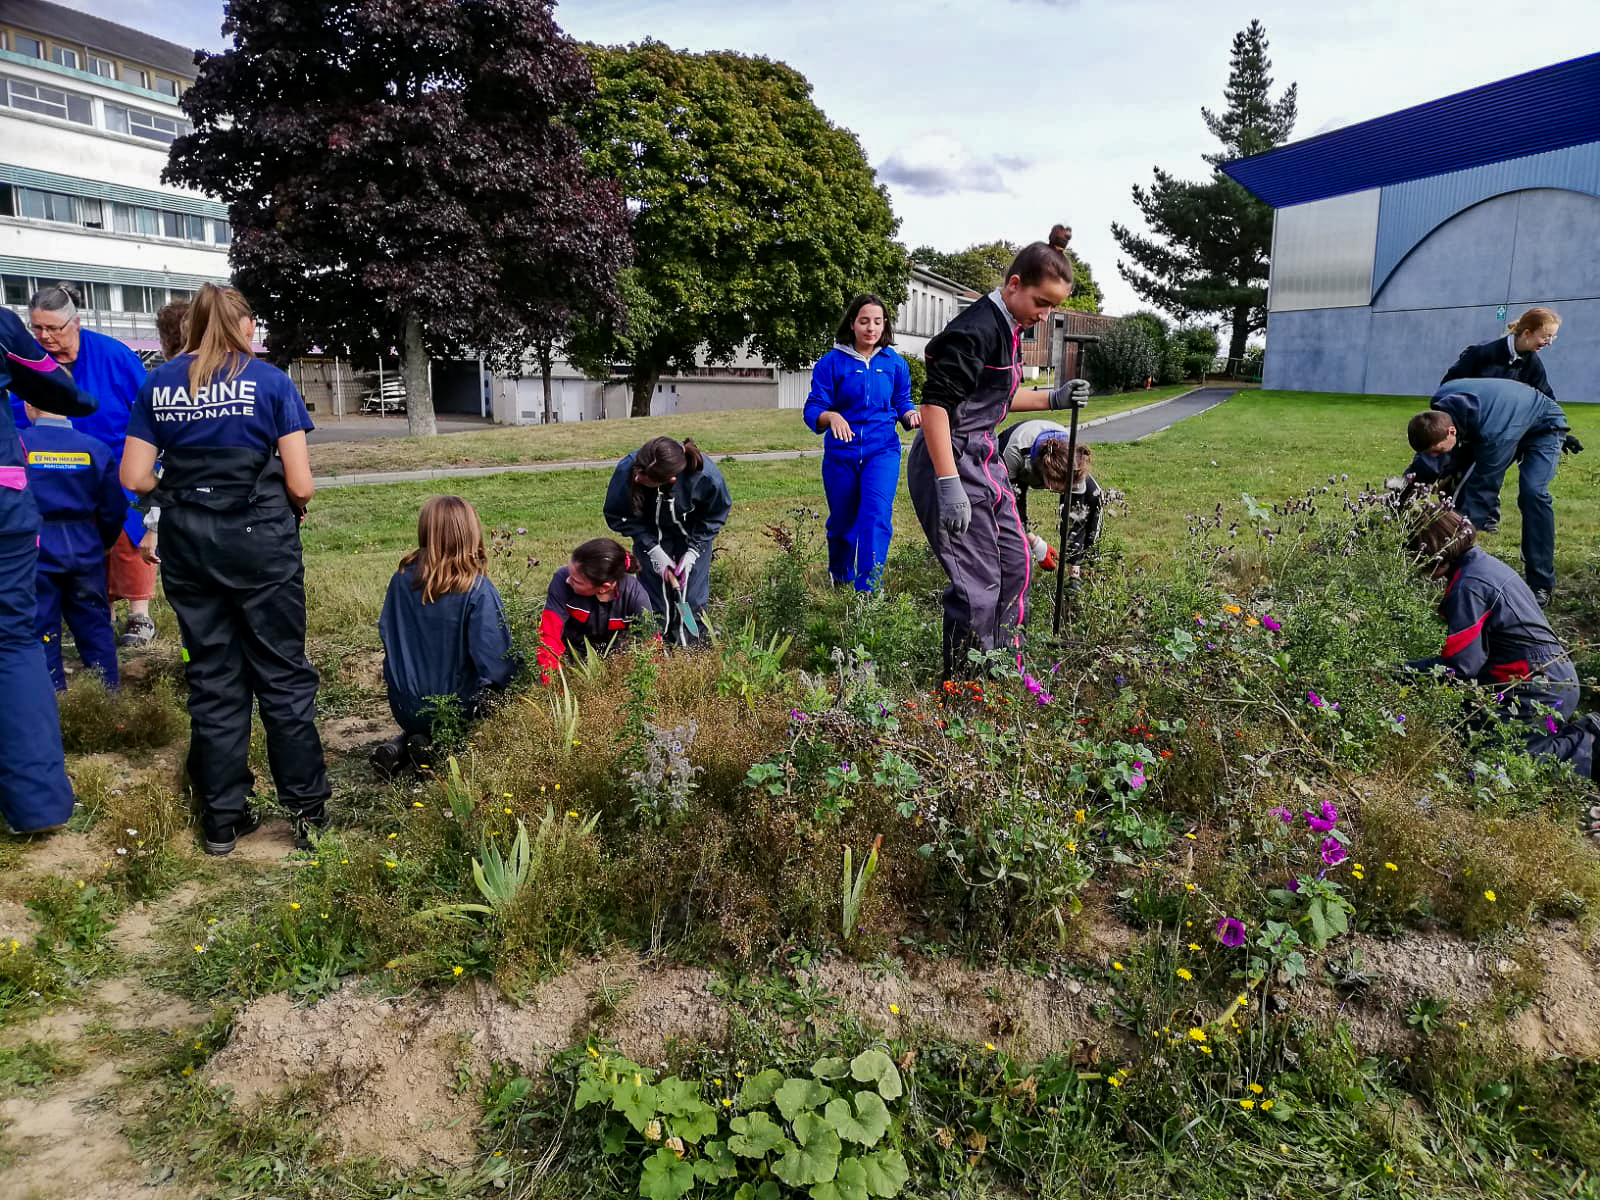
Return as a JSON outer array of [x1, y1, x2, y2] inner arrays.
[[0, 976, 209, 1200], [321, 714, 402, 755], [810, 957, 1107, 1061], [1299, 926, 1600, 1057], [225, 819, 304, 865], [207, 957, 722, 1169], [11, 831, 107, 881], [110, 881, 206, 962], [0, 897, 38, 944]]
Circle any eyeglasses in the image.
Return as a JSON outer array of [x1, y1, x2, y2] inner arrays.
[[30, 320, 75, 336]]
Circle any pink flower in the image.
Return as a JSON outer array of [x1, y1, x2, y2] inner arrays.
[[1307, 690, 1325, 709], [1269, 806, 1294, 825], [1545, 716, 1560, 735], [1262, 616, 1281, 632], [1320, 838, 1347, 866], [1304, 800, 1338, 833], [1129, 762, 1147, 790], [1216, 917, 1247, 947]]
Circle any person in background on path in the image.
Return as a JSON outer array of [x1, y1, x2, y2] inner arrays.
[[134, 299, 193, 569], [804, 294, 919, 592], [18, 285, 158, 647], [0, 308, 97, 834], [603, 436, 731, 640], [372, 495, 517, 775], [998, 421, 1105, 591], [1441, 307, 1560, 400], [22, 402, 126, 690], [1404, 376, 1577, 605], [121, 284, 329, 856], [907, 240, 1087, 678], [536, 537, 651, 684], [1404, 507, 1598, 838]]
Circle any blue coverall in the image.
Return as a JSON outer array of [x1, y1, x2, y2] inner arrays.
[[24, 417, 128, 689], [803, 345, 914, 591], [0, 309, 97, 832]]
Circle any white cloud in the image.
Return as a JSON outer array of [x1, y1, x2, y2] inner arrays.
[[878, 135, 1018, 197]]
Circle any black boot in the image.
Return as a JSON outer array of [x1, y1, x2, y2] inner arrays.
[[370, 733, 409, 777]]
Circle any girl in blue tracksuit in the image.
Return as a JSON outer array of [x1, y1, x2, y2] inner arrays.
[[0, 309, 95, 833], [603, 437, 730, 640], [804, 294, 918, 591], [374, 494, 517, 773]]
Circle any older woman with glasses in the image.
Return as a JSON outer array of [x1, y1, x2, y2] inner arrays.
[[18, 284, 157, 648]]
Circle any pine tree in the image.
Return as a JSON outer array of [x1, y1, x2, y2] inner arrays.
[[1111, 20, 1296, 366]]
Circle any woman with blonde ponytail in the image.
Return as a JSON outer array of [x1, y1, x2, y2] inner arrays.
[[120, 284, 330, 856], [1441, 306, 1561, 399]]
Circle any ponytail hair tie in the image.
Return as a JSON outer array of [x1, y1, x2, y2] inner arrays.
[[624, 552, 633, 571]]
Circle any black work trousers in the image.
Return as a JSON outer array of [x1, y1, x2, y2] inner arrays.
[[160, 502, 329, 840]]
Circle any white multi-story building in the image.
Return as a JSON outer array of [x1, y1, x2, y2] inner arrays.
[[0, 0, 227, 350]]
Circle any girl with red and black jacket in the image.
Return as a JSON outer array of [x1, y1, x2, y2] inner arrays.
[[537, 537, 652, 683]]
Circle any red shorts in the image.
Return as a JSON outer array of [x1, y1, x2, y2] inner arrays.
[[106, 531, 156, 602]]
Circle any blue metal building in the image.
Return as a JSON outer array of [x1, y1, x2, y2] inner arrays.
[[1221, 53, 1600, 399]]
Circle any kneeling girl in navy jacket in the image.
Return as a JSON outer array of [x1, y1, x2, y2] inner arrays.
[[537, 537, 651, 683], [373, 495, 517, 773]]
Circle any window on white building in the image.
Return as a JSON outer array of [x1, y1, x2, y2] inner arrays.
[[13, 34, 42, 59], [213, 218, 232, 245], [121, 285, 159, 313], [14, 186, 102, 228], [2, 275, 29, 305], [125, 67, 147, 89], [104, 102, 189, 144], [50, 46, 80, 70], [160, 211, 206, 241], [153, 76, 178, 97], [89, 55, 116, 80], [110, 201, 159, 237], [2, 77, 93, 124]]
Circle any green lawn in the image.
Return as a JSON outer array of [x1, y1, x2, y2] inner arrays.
[[306, 384, 1203, 477], [303, 389, 1600, 642]]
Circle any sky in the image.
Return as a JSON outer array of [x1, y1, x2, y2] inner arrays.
[[59, 0, 1600, 318]]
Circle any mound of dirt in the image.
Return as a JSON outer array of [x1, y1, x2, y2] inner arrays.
[[320, 714, 402, 755], [11, 831, 108, 881], [207, 958, 724, 1168]]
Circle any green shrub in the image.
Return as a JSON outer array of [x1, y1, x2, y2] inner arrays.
[[57, 673, 184, 754], [1084, 319, 1159, 393]]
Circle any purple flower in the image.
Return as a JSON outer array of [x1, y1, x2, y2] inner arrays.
[[1286, 878, 1301, 894], [1216, 917, 1247, 948], [1024, 674, 1044, 696], [1320, 838, 1347, 866], [1262, 616, 1282, 632], [1269, 806, 1294, 825], [790, 709, 809, 723], [1305, 800, 1338, 833], [1545, 716, 1560, 735], [1195, 616, 1207, 626], [1307, 690, 1325, 709]]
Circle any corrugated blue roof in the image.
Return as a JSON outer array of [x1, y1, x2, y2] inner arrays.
[[1221, 52, 1600, 209]]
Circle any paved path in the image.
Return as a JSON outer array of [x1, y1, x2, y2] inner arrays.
[[312, 387, 1242, 488]]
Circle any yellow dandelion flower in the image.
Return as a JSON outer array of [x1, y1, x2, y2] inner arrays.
[[1184, 832, 1197, 841], [412, 801, 424, 808], [289, 902, 300, 910], [1074, 808, 1086, 823], [1176, 968, 1193, 982], [1240, 1099, 1255, 1110], [1112, 961, 1124, 972], [1187, 1028, 1206, 1043], [721, 1098, 732, 1107], [1184, 883, 1197, 892], [503, 793, 513, 799], [207, 917, 218, 925], [1198, 1045, 1212, 1055], [1260, 1099, 1274, 1111], [386, 861, 398, 869], [889, 1003, 901, 1015], [1484, 889, 1497, 902], [503, 807, 513, 815], [1188, 943, 1201, 951], [1107, 1076, 1121, 1088], [713, 1078, 722, 1086], [1248, 1083, 1263, 1094], [567, 811, 580, 818], [587, 1046, 599, 1058], [181, 1066, 193, 1076], [453, 966, 464, 977], [1245, 617, 1259, 627], [1237, 996, 1249, 1007], [193, 944, 205, 954], [320, 913, 329, 920], [387, 832, 398, 840], [1066, 842, 1078, 853]]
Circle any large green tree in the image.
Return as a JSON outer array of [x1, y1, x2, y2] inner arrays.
[[167, 0, 628, 436], [910, 241, 1102, 313], [1111, 20, 1296, 366], [571, 42, 908, 417]]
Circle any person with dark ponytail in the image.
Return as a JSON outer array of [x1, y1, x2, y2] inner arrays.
[[120, 284, 330, 855], [602, 436, 731, 639], [804, 294, 918, 591], [908, 239, 1087, 678], [536, 537, 651, 683]]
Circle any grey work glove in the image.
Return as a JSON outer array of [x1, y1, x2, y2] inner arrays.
[[646, 544, 674, 577], [1049, 378, 1091, 410], [936, 475, 971, 536]]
